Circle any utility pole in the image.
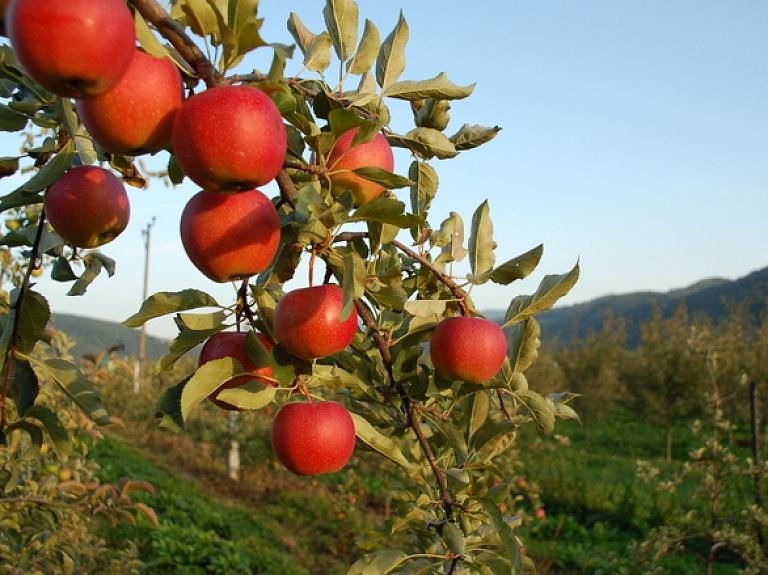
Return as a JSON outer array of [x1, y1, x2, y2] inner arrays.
[[135, 217, 156, 393]]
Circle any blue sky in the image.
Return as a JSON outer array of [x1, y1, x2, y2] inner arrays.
[[1, 0, 766, 340]]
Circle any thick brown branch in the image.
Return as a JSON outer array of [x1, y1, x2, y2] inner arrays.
[[275, 169, 298, 209], [128, 0, 218, 88]]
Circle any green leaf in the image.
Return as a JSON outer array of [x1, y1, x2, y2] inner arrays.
[[468, 390, 490, 439], [449, 124, 502, 151], [158, 325, 222, 372], [376, 11, 409, 90], [412, 98, 451, 131], [346, 19, 380, 75], [25, 357, 111, 426], [478, 498, 523, 572], [134, 9, 171, 58], [155, 377, 189, 432], [507, 318, 540, 375], [503, 261, 580, 327], [4, 420, 44, 461], [351, 166, 414, 190], [327, 108, 371, 137], [513, 388, 555, 435], [478, 244, 543, 286], [287, 12, 317, 55], [471, 417, 517, 455], [409, 160, 438, 220], [55, 98, 79, 142], [0, 289, 51, 356], [0, 156, 19, 179], [383, 72, 475, 101], [180, 357, 240, 420], [430, 212, 467, 263], [244, 329, 271, 368], [9, 359, 38, 415], [350, 413, 420, 476], [177, 311, 226, 331], [324, 0, 359, 62], [403, 299, 446, 318], [468, 200, 496, 280], [350, 197, 424, 228], [0, 103, 28, 132], [340, 251, 365, 321], [304, 32, 333, 73], [442, 523, 465, 557], [66, 252, 114, 296], [216, 385, 277, 410], [21, 139, 75, 192], [123, 289, 221, 328], [181, 0, 224, 44], [392, 127, 458, 160], [25, 405, 71, 459], [347, 549, 409, 575]]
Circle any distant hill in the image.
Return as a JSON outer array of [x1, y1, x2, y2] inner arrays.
[[485, 266, 768, 347], [50, 313, 171, 362]]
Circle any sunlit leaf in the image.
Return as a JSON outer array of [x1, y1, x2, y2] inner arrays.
[[324, 0, 358, 61], [473, 244, 543, 286], [25, 405, 71, 459], [304, 32, 333, 73], [404, 299, 446, 318], [468, 200, 496, 280], [376, 11, 408, 89], [383, 72, 475, 101], [134, 10, 171, 58], [287, 12, 317, 55], [25, 357, 111, 426], [503, 262, 580, 327], [512, 388, 555, 435], [123, 289, 221, 328], [155, 376, 189, 432], [351, 412, 421, 476], [507, 317, 541, 375], [391, 127, 458, 160], [346, 19, 380, 75], [351, 166, 414, 189], [180, 357, 240, 420], [449, 124, 502, 151], [216, 385, 277, 410]]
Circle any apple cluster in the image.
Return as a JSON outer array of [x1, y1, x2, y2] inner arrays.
[[5, 0, 512, 478]]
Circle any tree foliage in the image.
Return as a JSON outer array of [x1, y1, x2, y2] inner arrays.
[[0, 1, 583, 573]]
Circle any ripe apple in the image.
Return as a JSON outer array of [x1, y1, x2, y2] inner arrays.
[[273, 285, 358, 361], [44, 166, 130, 248], [198, 331, 275, 410], [6, 0, 135, 98], [327, 127, 395, 206], [534, 508, 546, 519], [180, 188, 280, 283], [76, 49, 184, 156], [172, 85, 287, 193], [430, 316, 507, 383], [270, 400, 356, 476]]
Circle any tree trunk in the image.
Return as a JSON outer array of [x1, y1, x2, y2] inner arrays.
[[666, 423, 673, 464]]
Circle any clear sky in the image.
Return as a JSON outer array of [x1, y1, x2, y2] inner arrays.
[[1, 0, 766, 341]]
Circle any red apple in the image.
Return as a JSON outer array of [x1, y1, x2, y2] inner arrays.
[[534, 508, 546, 519], [270, 400, 356, 476], [430, 316, 507, 383], [198, 331, 275, 411], [6, 0, 135, 98], [76, 50, 184, 156], [327, 127, 394, 206], [44, 166, 130, 248], [273, 285, 358, 361], [172, 85, 287, 193], [180, 188, 280, 283]]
